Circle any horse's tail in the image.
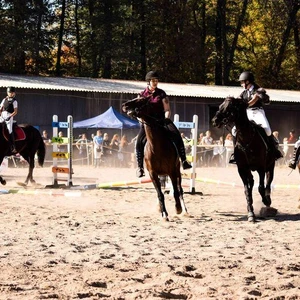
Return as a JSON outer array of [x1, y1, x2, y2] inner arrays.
[[37, 135, 46, 167]]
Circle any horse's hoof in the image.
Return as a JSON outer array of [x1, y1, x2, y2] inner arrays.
[[162, 212, 169, 221], [248, 212, 256, 222], [17, 182, 27, 187], [263, 197, 271, 207], [0, 179, 6, 185], [176, 207, 183, 214]]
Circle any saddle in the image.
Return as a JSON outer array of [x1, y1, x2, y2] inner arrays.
[[2, 123, 26, 141]]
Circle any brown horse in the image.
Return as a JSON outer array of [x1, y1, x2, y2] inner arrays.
[[0, 122, 46, 185], [212, 96, 277, 222], [122, 97, 188, 221]]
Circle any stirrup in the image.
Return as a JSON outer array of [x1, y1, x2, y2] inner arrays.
[[182, 160, 192, 169], [136, 168, 145, 178]]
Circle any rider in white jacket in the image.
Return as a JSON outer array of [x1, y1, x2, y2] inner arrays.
[[0, 87, 18, 154]]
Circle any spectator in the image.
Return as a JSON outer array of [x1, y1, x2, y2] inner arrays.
[[197, 132, 204, 167], [93, 130, 103, 167], [181, 132, 192, 155], [42, 130, 51, 144], [119, 135, 130, 167], [57, 131, 65, 152], [224, 133, 234, 167], [211, 136, 226, 167], [201, 130, 213, 167], [102, 133, 111, 166], [288, 129, 296, 144], [282, 137, 289, 164], [110, 134, 120, 167], [76, 133, 89, 164]]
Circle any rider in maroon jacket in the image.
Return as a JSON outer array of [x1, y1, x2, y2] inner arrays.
[[135, 71, 192, 178]]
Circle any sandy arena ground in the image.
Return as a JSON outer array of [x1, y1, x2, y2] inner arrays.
[[0, 162, 300, 299]]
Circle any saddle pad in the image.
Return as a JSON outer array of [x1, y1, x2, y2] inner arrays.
[[15, 127, 26, 141], [3, 126, 26, 141]]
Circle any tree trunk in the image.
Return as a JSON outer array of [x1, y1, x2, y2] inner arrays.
[[223, 0, 249, 85], [88, 0, 99, 78], [102, 0, 113, 78], [55, 0, 66, 76], [75, 0, 82, 76], [214, 0, 226, 85], [293, 19, 300, 73], [270, 0, 299, 80]]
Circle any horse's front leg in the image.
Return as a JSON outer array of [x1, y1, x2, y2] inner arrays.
[[169, 171, 188, 215], [257, 169, 267, 206], [264, 164, 275, 207], [0, 156, 7, 185], [238, 167, 255, 222], [150, 173, 169, 221], [23, 154, 36, 185]]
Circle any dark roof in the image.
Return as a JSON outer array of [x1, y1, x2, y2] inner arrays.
[[0, 73, 299, 103]]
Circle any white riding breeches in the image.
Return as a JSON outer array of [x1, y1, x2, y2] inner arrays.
[[1, 111, 13, 134], [232, 107, 271, 137]]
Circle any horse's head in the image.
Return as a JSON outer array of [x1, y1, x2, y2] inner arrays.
[[212, 96, 246, 128], [122, 96, 150, 119]]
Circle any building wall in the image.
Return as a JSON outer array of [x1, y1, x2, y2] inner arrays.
[[13, 88, 300, 142]]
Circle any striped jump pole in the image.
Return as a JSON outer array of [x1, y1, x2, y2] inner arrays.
[[174, 114, 198, 194], [48, 115, 73, 188]]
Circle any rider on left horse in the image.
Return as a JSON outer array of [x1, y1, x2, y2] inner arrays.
[[288, 137, 300, 169], [0, 87, 18, 154], [135, 71, 192, 178], [229, 71, 283, 163]]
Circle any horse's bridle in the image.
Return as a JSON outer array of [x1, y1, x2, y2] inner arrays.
[[127, 97, 166, 129]]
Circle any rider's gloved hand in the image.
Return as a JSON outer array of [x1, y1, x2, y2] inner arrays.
[[5, 116, 11, 121]]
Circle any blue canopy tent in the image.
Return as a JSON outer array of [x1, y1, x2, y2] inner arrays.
[[73, 106, 140, 135]]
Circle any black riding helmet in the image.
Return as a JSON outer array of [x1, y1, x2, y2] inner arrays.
[[238, 71, 254, 83], [145, 71, 159, 82], [7, 86, 16, 93]]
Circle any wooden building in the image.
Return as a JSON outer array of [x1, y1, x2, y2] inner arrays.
[[0, 73, 299, 141]]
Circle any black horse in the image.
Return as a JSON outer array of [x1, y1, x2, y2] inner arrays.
[[0, 122, 46, 185], [122, 97, 188, 221], [212, 96, 277, 222]]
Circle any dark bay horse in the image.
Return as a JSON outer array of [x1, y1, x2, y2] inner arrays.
[[212, 96, 276, 222], [0, 122, 45, 185], [122, 97, 188, 221]]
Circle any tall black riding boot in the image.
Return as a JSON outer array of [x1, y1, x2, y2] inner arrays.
[[288, 147, 300, 169], [136, 150, 145, 178], [178, 144, 192, 169], [268, 135, 283, 160], [9, 133, 17, 154]]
